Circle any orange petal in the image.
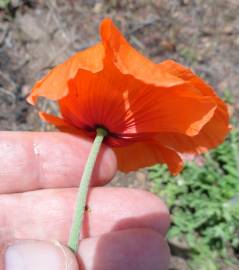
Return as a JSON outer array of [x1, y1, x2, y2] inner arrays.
[[158, 60, 223, 98], [124, 85, 217, 136], [156, 60, 230, 151], [100, 18, 185, 87], [39, 112, 87, 137], [58, 65, 217, 141], [58, 67, 129, 135], [113, 142, 183, 175], [27, 43, 104, 104], [156, 114, 230, 155], [157, 60, 229, 121]]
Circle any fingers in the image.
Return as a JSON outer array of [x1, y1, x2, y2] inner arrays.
[[78, 228, 170, 270], [1, 240, 78, 270], [0, 187, 170, 242], [0, 132, 117, 194], [1, 229, 170, 270]]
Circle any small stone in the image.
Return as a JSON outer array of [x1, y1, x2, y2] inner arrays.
[[10, 0, 21, 8], [20, 84, 30, 97], [17, 14, 46, 41], [136, 171, 146, 182], [222, 25, 234, 34], [93, 2, 103, 13], [170, 256, 190, 270]]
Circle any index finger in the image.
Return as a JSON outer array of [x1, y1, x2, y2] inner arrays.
[[0, 132, 117, 194]]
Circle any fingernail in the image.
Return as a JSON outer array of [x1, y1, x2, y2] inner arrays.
[[4, 240, 79, 270]]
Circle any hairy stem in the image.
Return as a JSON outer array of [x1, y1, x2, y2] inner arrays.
[[68, 128, 107, 253]]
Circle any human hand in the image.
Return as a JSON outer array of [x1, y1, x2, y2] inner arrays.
[[0, 132, 170, 270]]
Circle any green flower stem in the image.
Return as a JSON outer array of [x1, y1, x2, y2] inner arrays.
[[68, 128, 107, 253]]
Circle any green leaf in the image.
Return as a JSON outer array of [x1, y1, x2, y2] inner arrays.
[[0, 0, 10, 8], [149, 118, 239, 269]]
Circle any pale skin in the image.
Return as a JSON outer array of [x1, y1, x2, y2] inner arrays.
[[0, 132, 170, 270]]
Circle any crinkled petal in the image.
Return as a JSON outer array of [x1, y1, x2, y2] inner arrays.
[[158, 60, 224, 98], [155, 60, 230, 152], [124, 84, 217, 136], [113, 142, 183, 175], [59, 66, 216, 144], [156, 115, 230, 154], [27, 43, 104, 104], [100, 18, 185, 87], [158, 60, 229, 122]]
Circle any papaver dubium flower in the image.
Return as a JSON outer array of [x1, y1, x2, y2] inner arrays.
[[27, 18, 229, 175]]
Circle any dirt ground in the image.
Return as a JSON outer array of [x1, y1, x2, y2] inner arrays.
[[0, 0, 239, 269]]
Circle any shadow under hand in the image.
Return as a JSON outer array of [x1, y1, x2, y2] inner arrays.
[[80, 213, 171, 270]]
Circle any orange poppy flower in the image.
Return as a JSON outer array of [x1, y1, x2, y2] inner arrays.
[[27, 18, 229, 175]]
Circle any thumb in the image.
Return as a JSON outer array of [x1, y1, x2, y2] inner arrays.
[[1, 240, 79, 270]]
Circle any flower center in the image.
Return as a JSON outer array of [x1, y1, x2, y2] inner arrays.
[[95, 125, 109, 137]]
